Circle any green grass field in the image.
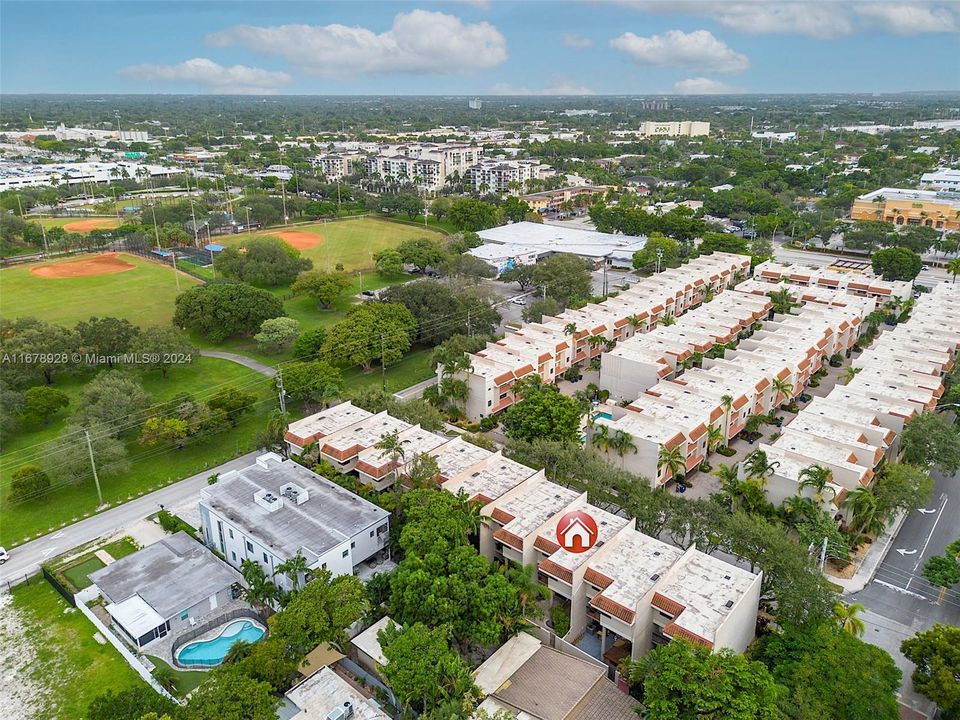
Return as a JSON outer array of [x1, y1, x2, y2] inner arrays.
[[223, 216, 445, 272], [6, 580, 147, 719], [62, 558, 106, 590], [33, 216, 122, 232], [0, 252, 198, 327], [0, 357, 274, 546]]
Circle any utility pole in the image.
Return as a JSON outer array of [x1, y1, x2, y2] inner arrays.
[[602, 257, 608, 296], [189, 199, 199, 248], [380, 334, 387, 391], [467, 310, 472, 337], [85, 430, 104, 507], [655, 248, 664, 274], [281, 182, 288, 225], [819, 536, 828, 572], [357, 270, 363, 294], [276, 367, 287, 414]]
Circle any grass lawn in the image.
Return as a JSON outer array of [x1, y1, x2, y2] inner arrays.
[[62, 557, 106, 590], [223, 216, 445, 272], [0, 252, 198, 327], [341, 346, 435, 394], [0, 357, 274, 546], [8, 580, 147, 719], [33, 216, 122, 231], [146, 654, 208, 697], [102, 536, 140, 559]]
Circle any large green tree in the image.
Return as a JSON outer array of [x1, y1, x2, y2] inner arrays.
[[901, 624, 960, 717], [448, 197, 502, 231], [625, 640, 784, 720], [174, 282, 285, 342], [321, 302, 417, 371], [380, 280, 500, 345], [130, 326, 196, 378], [180, 666, 280, 720], [290, 270, 351, 309], [76, 316, 139, 366], [74, 371, 152, 435], [269, 569, 367, 655], [501, 376, 585, 444], [900, 412, 960, 475], [871, 246, 922, 281], [214, 236, 312, 287], [531, 253, 592, 305], [280, 360, 343, 406], [86, 686, 177, 720]]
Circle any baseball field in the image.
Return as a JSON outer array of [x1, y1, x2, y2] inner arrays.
[[0, 252, 198, 327]]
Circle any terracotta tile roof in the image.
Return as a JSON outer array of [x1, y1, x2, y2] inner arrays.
[[663, 622, 713, 649], [491, 507, 516, 525], [651, 592, 685, 616], [590, 593, 636, 624], [534, 535, 561, 555], [539, 558, 574, 584], [583, 567, 614, 590], [494, 528, 523, 550]]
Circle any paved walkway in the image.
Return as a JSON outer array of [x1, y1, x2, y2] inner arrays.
[[199, 350, 276, 378]]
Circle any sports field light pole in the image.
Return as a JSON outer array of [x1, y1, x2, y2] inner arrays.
[[281, 182, 289, 225], [150, 201, 180, 291]]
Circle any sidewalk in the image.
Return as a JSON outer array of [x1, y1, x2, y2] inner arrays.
[[831, 510, 908, 594]]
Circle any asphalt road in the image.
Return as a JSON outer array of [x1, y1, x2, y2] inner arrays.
[[0, 450, 262, 588], [851, 465, 960, 627]]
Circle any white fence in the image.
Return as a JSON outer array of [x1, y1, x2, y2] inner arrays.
[[74, 586, 181, 704]]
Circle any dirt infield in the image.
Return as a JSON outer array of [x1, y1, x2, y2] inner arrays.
[[62, 218, 121, 233], [274, 230, 323, 250], [30, 253, 137, 279]]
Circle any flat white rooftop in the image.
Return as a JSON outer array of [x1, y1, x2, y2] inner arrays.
[[286, 403, 374, 445]]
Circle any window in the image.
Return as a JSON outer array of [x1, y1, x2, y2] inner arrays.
[[342, 549, 349, 558], [180, 610, 188, 621], [350, 541, 355, 549], [228, 529, 233, 539], [246, 541, 253, 553], [263, 552, 269, 563], [370, 530, 374, 537], [231, 551, 237, 562]]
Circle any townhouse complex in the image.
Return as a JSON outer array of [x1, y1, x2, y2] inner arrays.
[[283, 402, 762, 672], [447, 252, 753, 422], [751, 260, 915, 301], [311, 141, 552, 192]]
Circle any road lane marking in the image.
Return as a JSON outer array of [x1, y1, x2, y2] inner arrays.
[[913, 495, 949, 572], [875, 579, 927, 600], [895, 549, 917, 556]]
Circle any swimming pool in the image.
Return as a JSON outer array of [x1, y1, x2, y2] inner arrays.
[[592, 411, 613, 421], [176, 619, 265, 667]]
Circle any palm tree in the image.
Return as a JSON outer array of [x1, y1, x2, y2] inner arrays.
[[840, 366, 862, 385], [798, 464, 834, 503], [611, 430, 638, 467], [658, 444, 686, 484], [767, 288, 797, 316], [720, 394, 735, 416], [781, 495, 817, 523], [833, 602, 866, 638], [591, 424, 613, 452], [563, 322, 578, 336], [240, 559, 281, 613], [587, 335, 607, 353], [497, 564, 550, 636], [659, 314, 676, 327], [706, 424, 725, 453], [628, 314, 645, 331], [771, 377, 794, 406], [376, 431, 406, 470], [275, 551, 310, 592], [948, 257, 960, 284], [845, 487, 885, 537], [744, 449, 779, 485]]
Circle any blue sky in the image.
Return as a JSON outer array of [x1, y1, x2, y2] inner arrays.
[[2, 1, 959, 95]]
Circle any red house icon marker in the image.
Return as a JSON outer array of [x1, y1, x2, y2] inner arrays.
[[556, 511, 599, 553]]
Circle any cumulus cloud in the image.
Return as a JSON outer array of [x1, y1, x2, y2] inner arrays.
[[562, 33, 594, 49], [610, 29, 749, 73], [119, 58, 292, 94], [492, 77, 594, 95], [672, 77, 741, 95], [205, 10, 507, 76], [614, 1, 958, 38], [853, 2, 959, 34]]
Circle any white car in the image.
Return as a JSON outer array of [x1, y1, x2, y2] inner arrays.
[[0, 547, 8, 564], [922, 265, 931, 271], [511, 298, 527, 306]]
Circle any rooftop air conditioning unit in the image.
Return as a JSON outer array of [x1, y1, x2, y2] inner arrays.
[[326, 701, 354, 720]]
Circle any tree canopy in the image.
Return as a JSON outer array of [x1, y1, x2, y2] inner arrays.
[[501, 376, 585, 444], [321, 302, 417, 371], [174, 282, 285, 342], [214, 236, 312, 286]]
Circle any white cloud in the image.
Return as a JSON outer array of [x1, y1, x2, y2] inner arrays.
[[205, 10, 507, 76], [562, 33, 594, 49], [853, 2, 959, 34], [672, 77, 741, 95], [119, 58, 292, 94], [610, 29, 749, 73], [614, 1, 959, 38], [492, 77, 595, 95]]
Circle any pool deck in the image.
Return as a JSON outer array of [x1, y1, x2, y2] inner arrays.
[[139, 599, 255, 670]]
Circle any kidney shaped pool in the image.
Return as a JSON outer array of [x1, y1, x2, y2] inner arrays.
[[176, 619, 265, 667]]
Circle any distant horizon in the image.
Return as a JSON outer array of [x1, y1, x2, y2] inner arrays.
[[2, 2, 959, 96]]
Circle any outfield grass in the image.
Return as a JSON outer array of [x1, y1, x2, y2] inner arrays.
[[0, 252, 198, 327], [33, 216, 122, 231], [223, 216, 445, 272], [8, 580, 147, 719], [0, 357, 274, 546]]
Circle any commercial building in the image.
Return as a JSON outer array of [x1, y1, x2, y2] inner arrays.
[[199, 453, 390, 588], [0, 160, 183, 190], [851, 188, 960, 231], [920, 168, 960, 191], [453, 252, 752, 421], [520, 185, 608, 213], [88, 532, 243, 649], [639, 121, 710, 138], [752, 131, 797, 143]]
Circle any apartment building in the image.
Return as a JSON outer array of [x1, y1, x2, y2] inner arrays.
[[284, 402, 374, 456], [920, 168, 960, 190], [355, 142, 482, 190], [464, 158, 553, 193], [312, 153, 361, 180], [752, 260, 914, 301], [520, 185, 607, 213], [452, 253, 752, 421], [851, 188, 960, 231], [199, 453, 390, 589], [591, 299, 871, 488]]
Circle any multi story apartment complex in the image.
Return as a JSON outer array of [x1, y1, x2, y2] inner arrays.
[[463, 158, 553, 193], [851, 187, 960, 231], [282, 403, 762, 673], [591, 291, 877, 489], [199, 453, 390, 590], [751, 260, 915, 301], [919, 168, 960, 190], [448, 253, 752, 422]]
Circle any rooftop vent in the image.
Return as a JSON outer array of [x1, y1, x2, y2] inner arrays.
[[653, 551, 661, 556], [723, 574, 731, 580], [326, 701, 354, 720], [650, 573, 660, 581]]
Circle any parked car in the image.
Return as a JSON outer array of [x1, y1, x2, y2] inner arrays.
[[921, 265, 930, 271], [511, 297, 527, 306], [0, 547, 9, 564]]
